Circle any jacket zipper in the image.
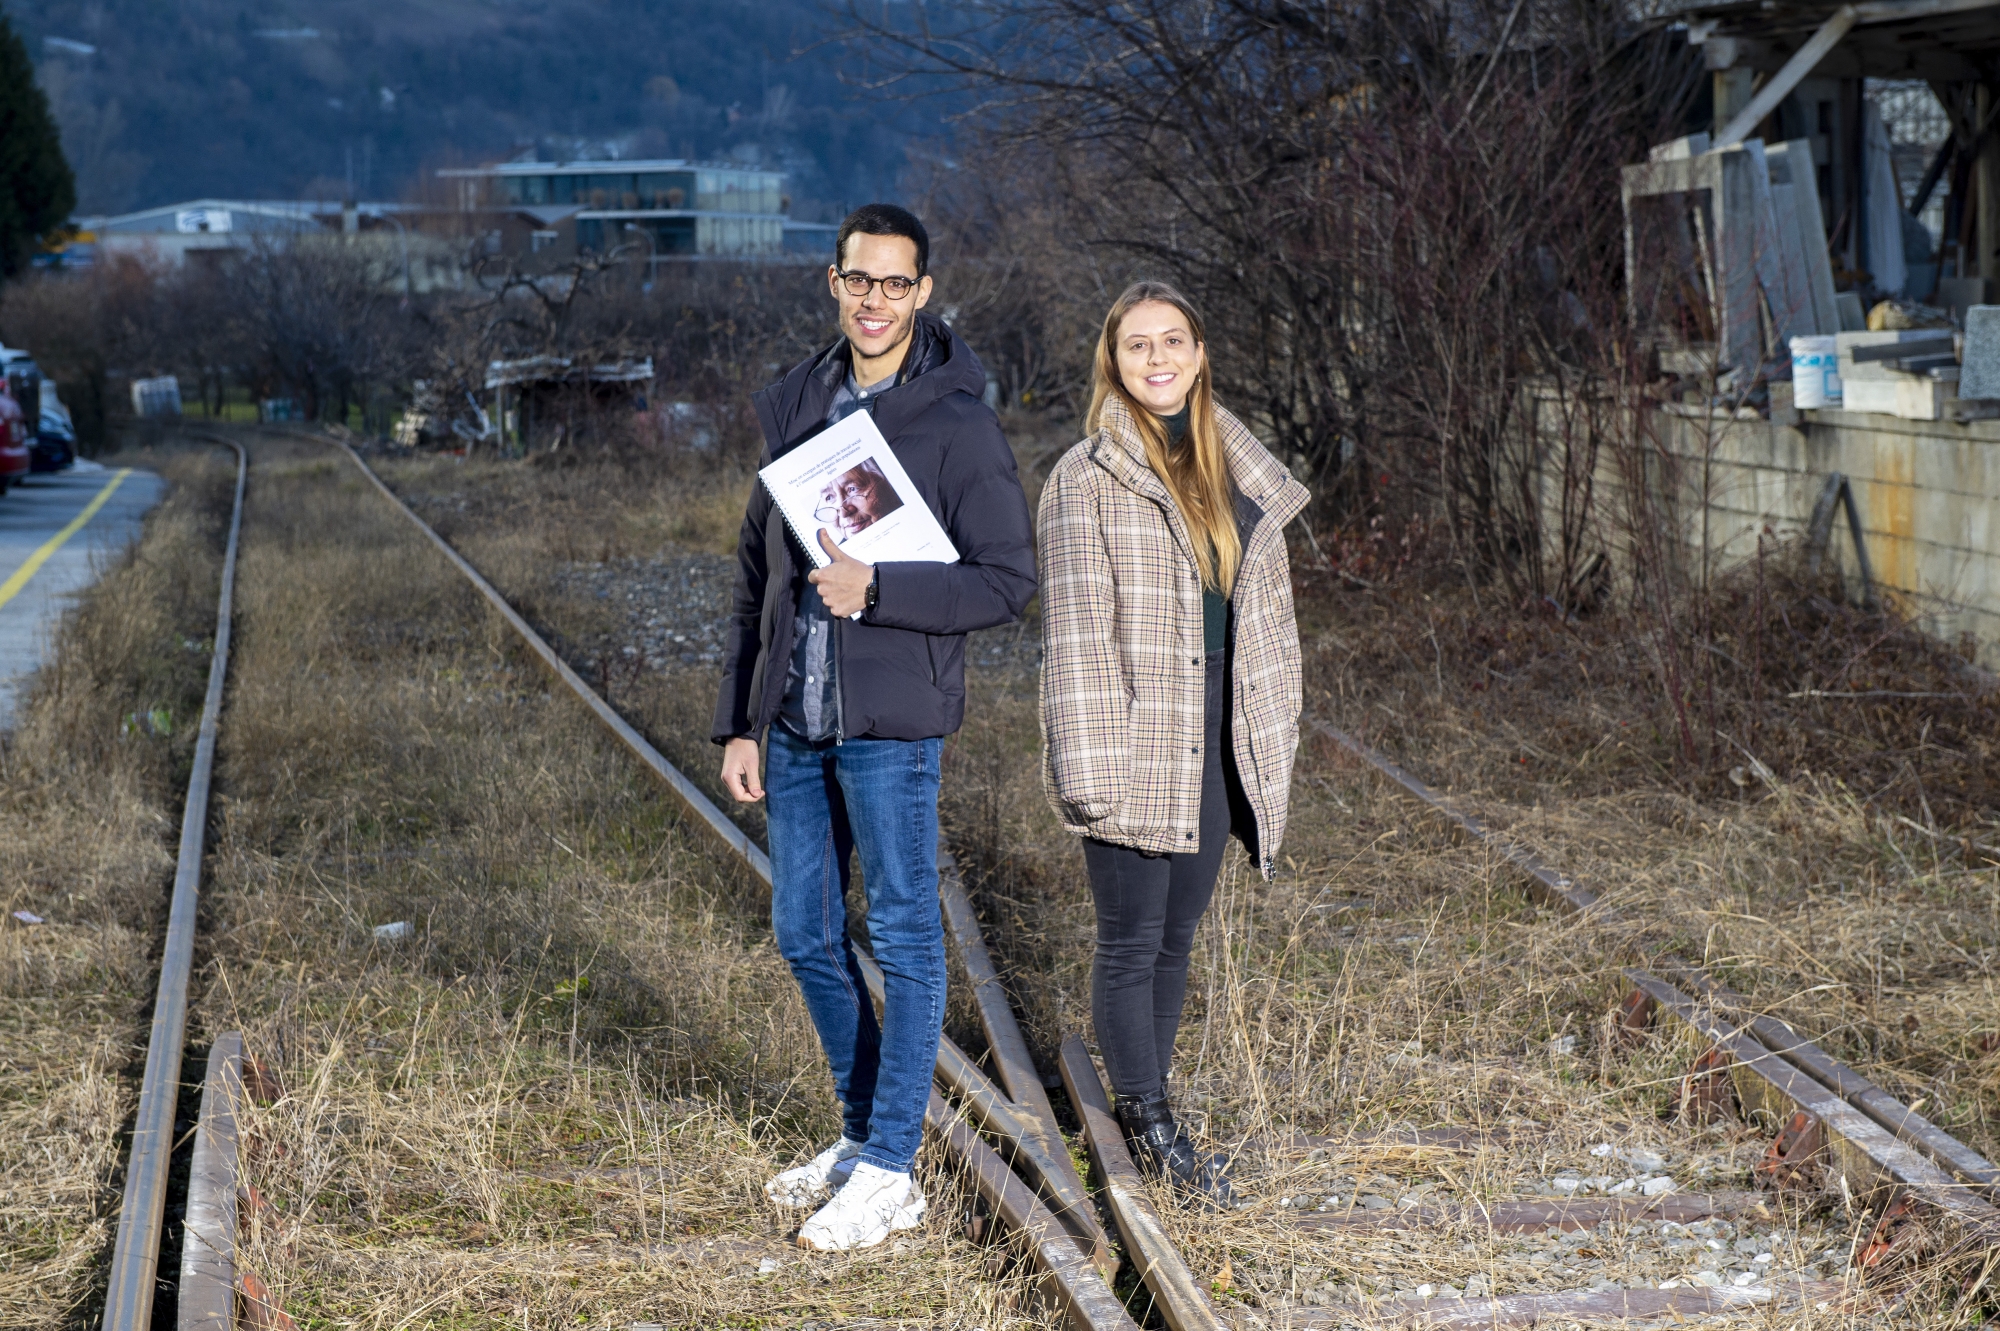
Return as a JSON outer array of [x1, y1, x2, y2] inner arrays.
[[832, 608, 846, 744]]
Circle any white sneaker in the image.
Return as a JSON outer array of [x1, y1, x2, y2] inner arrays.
[[765, 1137, 864, 1208], [796, 1161, 927, 1251]]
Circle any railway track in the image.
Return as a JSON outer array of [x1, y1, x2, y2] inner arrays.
[[100, 435, 252, 1331], [1313, 719, 2000, 1301], [332, 433, 1936, 1328], [333, 438, 1168, 1329], [108, 425, 1987, 1328]]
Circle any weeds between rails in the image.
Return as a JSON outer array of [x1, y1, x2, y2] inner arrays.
[[334, 433, 1135, 1325], [176, 429, 1050, 1328], [1317, 720, 2000, 1301]]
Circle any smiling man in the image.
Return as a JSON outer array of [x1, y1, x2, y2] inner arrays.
[[711, 204, 1035, 1250]]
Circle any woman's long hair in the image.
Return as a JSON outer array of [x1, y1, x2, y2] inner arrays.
[[1086, 281, 1240, 594]]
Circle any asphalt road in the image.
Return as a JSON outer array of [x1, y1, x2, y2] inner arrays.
[[0, 462, 167, 727]]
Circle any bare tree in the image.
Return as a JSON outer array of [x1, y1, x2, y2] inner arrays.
[[846, 0, 1700, 598]]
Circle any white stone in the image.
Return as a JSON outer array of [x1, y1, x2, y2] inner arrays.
[[1642, 1176, 1678, 1196], [1691, 1270, 1725, 1288]]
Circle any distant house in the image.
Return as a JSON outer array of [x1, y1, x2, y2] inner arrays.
[[435, 159, 837, 267]]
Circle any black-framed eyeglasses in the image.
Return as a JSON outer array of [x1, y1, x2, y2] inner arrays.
[[836, 269, 920, 299]]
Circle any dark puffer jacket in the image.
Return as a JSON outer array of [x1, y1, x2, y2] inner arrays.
[[711, 314, 1036, 744]]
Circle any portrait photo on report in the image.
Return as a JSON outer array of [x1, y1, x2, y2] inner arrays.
[[816, 457, 905, 540]]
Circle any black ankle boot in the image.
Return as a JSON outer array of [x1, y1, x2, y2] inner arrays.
[[1114, 1090, 1236, 1209]]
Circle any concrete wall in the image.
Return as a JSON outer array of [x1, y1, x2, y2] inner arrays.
[[1650, 403, 2000, 664]]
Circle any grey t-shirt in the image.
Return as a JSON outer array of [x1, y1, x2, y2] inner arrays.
[[776, 372, 877, 741]]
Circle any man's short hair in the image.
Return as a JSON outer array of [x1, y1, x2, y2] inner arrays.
[[836, 204, 929, 277]]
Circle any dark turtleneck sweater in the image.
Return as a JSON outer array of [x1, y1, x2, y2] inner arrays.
[[1162, 405, 1228, 655]]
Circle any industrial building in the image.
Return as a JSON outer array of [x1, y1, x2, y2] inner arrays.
[[433, 159, 838, 267], [66, 199, 417, 263]]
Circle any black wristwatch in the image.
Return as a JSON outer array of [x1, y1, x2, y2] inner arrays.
[[864, 569, 880, 613]]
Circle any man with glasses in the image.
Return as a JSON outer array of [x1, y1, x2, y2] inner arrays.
[[712, 203, 1035, 1250]]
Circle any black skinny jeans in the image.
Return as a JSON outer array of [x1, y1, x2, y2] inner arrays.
[[1084, 649, 1248, 1102]]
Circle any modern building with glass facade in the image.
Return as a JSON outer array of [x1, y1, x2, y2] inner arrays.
[[437, 160, 823, 262]]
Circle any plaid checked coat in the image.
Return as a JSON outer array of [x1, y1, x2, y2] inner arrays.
[[1037, 396, 1309, 877]]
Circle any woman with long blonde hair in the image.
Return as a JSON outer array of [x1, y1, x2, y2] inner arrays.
[[1038, 281, 1308, 1205]]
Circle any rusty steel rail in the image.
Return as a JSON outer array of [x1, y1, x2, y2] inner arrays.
[[340, 437, 1138, 1330], [1313, 720, 1598, 915], [1663, 966, 2000, 1198], [938, 858, 1116, 1274], [336, 438, 771, 880], [1627, 970, 2000, 1245], [1315, 716, 2000, 1250], [924, 1090, 1137, 1330], [179, 1032, 245, 1331], [854, 951, 1118, 1282], [1058, 1036, 1227, 1331], [104, 437, 247, 1331]]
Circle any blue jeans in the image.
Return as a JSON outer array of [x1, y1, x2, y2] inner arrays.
[[765, 727, 945, 1174]]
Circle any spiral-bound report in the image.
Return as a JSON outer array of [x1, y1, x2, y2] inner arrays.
[[759, 410, 960, 572]]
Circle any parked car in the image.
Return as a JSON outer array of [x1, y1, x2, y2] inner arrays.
[[0, 384, 33, 491], [33, 410, 75, 472], [33, 381, 74, 472]]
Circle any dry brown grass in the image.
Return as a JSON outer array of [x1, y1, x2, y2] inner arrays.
[[0, 442, 237, 1329]]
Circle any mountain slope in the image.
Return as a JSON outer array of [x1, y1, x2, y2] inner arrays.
[[22, 0, 929, 217]]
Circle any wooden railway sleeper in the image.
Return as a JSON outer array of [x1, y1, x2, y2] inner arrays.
[[1668, 966, 2000, 1199]]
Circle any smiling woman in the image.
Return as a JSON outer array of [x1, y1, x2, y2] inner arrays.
[[1039, 278, 1311, 1207]]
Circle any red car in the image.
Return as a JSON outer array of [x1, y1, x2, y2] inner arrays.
[[0, 384, 31, 490]]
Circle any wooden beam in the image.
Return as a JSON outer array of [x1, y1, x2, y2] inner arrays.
[[1715, 7, 1861, 149], [1628, 969, 2000, 1247]]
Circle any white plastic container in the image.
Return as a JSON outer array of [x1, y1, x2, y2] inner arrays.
[[1790, 335, 1840, 408]]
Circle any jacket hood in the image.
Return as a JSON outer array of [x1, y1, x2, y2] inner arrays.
[[1087, 394, 1309, 532], [753, 312, 989, 458]]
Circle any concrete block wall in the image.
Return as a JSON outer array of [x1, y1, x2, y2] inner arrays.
[[1648, 405, 2000, 664]]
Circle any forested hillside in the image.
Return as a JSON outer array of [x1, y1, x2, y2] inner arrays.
[[19, 0, 926, 217]]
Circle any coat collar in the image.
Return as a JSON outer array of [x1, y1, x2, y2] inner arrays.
[[753, 313, 975, 459], [1086, 394, 1309, 533]]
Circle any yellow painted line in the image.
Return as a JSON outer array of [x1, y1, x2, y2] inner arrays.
[[0, 469, 133, 611]]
